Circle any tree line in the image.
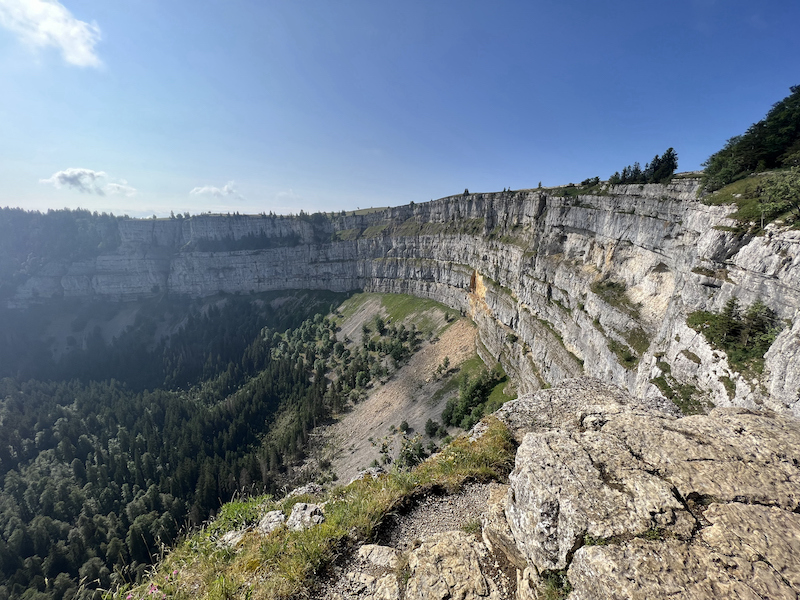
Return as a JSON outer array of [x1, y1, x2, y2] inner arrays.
[[608, 148, 678, 185], [702, 85, 800, 192]]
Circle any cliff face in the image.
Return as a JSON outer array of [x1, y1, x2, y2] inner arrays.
[[10, 179, 800, 414]]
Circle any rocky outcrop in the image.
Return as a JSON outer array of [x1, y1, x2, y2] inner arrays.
[[323, 377, 800, 599], [8, 179, 800, 413], [256, 510, 286, 535], [485, 378, 800, 600], [404, 532, 504, 600], [286, 503, 325, 531]]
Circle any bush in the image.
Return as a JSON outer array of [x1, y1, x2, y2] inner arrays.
[[687, 298, 781, 373], [425, 419, 439, 437], [442, 366, 505, 430]]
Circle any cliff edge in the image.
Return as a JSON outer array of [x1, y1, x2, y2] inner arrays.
[[7, 178, 800, 414]]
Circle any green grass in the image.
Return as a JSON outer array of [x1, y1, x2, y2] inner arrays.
[[461, 519, 482, 535], [719, 375, 736, 400], [539, 570, 573, 600], [334, 293, 373, 321], [332, 228, 360, 241], [624, 326, 649, 356], [591, 280, 640, 318], [651, 375, 703, 415], [484, 379, 517, 414], [609, 338, 638, 369], [681, 349, 702, 364], [703, 172, 799, 230], [361, 224, 389, 238], [380, 293, 460, 330], [551, 181, 605, 198], [395, 218, 484, 237], [110, 418, 517, 600], [345, 207, 389, 216]]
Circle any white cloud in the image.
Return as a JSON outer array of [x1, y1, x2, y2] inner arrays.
[[41, 167, 106, 194], [104, 182, 137, 197], [0, 0, 101, 67], [190, 180, 244, 200], [40, 168, 137, 196]]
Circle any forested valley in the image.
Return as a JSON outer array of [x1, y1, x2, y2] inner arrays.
[[0, 287, 425, 600]]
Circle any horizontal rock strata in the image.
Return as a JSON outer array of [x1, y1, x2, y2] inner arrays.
[[8, 181, 800, 413]]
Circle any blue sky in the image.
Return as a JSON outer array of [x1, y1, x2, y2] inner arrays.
[[0, 0, 798, 217]]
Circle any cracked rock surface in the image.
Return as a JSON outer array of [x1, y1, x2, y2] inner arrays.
[[493, 379, 800, 599], [405, 531, 503, 600]]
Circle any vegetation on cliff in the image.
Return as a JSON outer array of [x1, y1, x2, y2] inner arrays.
[[687, 298, 782, 376], [0, 208, 123, 299], [608, 147, 678, 185], [441, 365, 512, 430], [700, 85, 800, 230]]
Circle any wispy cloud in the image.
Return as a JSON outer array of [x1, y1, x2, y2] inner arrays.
[[190, 181, 244, 200], [0, 0, 102, 67], [40, 168, 137, 196], [104, 181, 137, 197]]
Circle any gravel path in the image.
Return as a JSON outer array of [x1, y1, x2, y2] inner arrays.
[[376, 481, 500, 551], [311, 481, 509, 599]]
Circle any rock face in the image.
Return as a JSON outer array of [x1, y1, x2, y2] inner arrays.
[[488, 378, 800, 600], [404, 532, 503, 600], [256, 510, 286, 535], [286, 503, 325, 531], [323, 378, 800, 599], [8, 180, 800, 413]]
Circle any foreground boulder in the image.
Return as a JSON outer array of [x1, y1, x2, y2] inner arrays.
[[489, 378, 800, 599], [405, 532, 503, 600]]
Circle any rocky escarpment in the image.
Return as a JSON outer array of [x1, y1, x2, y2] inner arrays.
[[492, 378, 800, 599], [296, 378, 800, 599], [8, 178, 800, 413]]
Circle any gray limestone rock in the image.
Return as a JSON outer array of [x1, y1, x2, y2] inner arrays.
[[568, 538, 797, 600], [481, 485, 527, 570], [700, 502, 800, 592], [348, 467, 385, 485], [217, 530, 245, 549], [13, 180, 800, 413], [337, 571, 399, 600], [256, 510, 285, 535], [506, 428, 689, 571], [286, 502, 325, 531], [357, 544, 399, 570], [404, 531, 502, 600], [288, 482, 324, 498], [501, 380, 800, 598]]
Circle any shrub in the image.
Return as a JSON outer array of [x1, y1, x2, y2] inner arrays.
[[442, 366, 505, 430], [687, 298, 781, 374]]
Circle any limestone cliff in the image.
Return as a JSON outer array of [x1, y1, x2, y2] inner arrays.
[[8, 178, 800, 414]]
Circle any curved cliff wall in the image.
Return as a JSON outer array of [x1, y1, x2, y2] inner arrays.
[[10, 179, 800, 415]]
